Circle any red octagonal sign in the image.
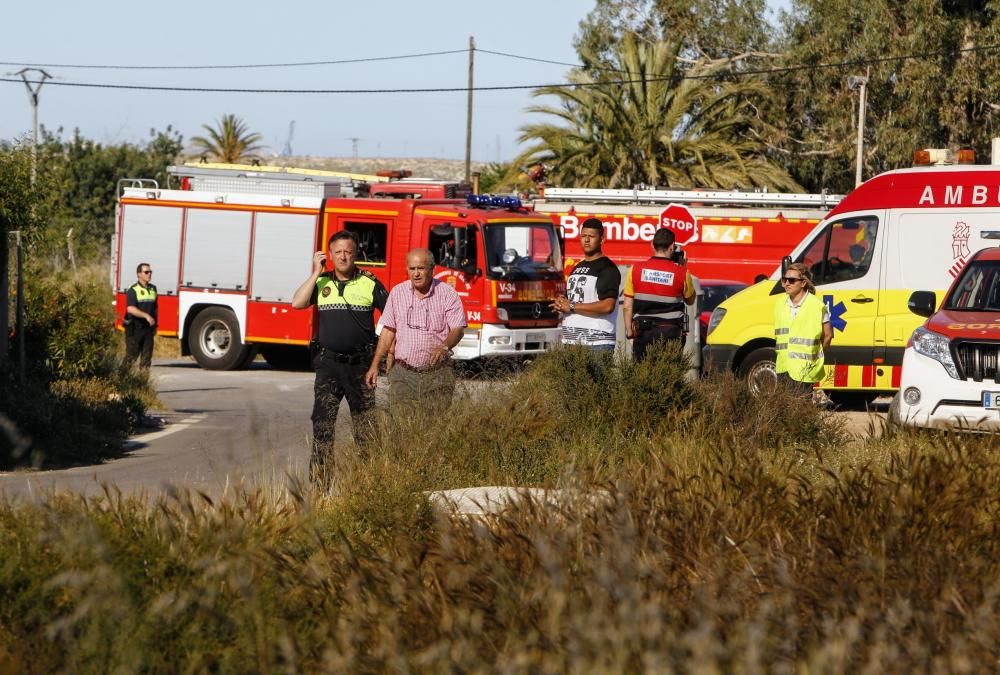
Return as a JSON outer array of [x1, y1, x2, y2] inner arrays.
[[658, 204, 699, 246]]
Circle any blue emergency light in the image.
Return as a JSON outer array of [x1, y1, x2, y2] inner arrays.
[[465, 194, 522, 210]]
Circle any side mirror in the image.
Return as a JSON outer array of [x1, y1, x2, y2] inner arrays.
[[907, 290, 937, 317]]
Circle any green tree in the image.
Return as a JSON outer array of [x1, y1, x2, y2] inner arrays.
[[774, 0, 1000, 193], [0, 140, 40, 369], [34, 126, 183, 256], [576, 0, 776, 65], [191, 114, 265, 164], [512, 33, 800, 190]]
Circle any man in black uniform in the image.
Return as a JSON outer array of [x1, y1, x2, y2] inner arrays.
[[292, 230, 388, 482], [124, 262, 157, 369]]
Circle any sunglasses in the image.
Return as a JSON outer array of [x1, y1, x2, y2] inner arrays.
[[781, 276, 803, 284], [140, 270, 153, 274]]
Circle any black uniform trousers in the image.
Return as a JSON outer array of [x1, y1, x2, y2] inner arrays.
[[632, 319, 683, 362], [125, 324, 155, 369], [310, 350, 374, 480]]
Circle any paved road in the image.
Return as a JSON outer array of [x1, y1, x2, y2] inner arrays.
[[0, 359, 888, 501], [0, 359, 330, 500]]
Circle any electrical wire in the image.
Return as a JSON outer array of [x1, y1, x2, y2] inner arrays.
[[0, 49, 469, 70], [2, 43, 999, 94]]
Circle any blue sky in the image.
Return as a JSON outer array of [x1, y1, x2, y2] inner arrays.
[[1, 1, 788, 161]]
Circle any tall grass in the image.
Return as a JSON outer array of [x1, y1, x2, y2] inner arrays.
[[1, 346, 998, 671]]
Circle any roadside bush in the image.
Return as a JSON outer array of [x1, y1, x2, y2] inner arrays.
[[1, 263, 156, 468]]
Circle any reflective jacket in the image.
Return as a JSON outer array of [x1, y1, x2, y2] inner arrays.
[[625, 257, 689, 323], [774, 293, 826, 383], [125, 282, 157, 327]]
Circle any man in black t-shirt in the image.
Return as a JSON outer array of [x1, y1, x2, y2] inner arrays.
[[550, 218, 621, 351], [292, 231, 389, 482]]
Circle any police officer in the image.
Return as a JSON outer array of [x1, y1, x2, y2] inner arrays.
[[622, 228, 696, 362], [292, 230, 388, 482], [124, 262, 157, 369]]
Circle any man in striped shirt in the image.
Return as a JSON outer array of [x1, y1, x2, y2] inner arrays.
[[365, 248, 467, 411]]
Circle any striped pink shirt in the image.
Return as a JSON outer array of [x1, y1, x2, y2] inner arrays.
[[381, 279, 467, 368]]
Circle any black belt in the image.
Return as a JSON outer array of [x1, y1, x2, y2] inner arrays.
[[317, 346, 372, 365]]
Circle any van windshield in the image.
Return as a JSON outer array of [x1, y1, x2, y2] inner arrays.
[[795, 216, 879, 285], [945, 260, 1000, 311], [483, 222, 563, 281]]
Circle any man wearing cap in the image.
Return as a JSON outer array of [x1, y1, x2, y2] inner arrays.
[[293, 230, 389, 482], [622, 228, 696, 362]]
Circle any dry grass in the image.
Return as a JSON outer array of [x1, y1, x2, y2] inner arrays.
[[1, 346, 999, 671]]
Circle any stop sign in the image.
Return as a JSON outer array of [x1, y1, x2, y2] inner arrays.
[[658, 204, 699, 246]]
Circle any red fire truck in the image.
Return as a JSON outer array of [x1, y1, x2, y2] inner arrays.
[[530, 187, 844, 284], [112, 166, 564, 370]]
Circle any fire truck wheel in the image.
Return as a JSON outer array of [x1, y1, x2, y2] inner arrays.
[[189, 307, 252, 371], [737, 346, 777, 397]]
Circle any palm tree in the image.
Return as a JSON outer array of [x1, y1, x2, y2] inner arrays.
[[511, 34, 800, 191], [191, 114, 265, 164]]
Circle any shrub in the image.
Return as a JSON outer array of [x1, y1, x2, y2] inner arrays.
[[1, 264, 156, 468]]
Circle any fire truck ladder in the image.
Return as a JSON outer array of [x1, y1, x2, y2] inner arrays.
[[175, 162, 390, 183], [168, 163, 383, 199], [542, 187, 845, 209]]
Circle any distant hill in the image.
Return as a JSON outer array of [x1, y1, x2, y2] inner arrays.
[[190, 156, 490, 182]]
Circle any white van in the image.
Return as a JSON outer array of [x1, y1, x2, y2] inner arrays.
[[704, 150, 1000, 404]]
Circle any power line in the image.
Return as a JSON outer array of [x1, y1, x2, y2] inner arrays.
[[2, 43, 999, 95], [0, 49, 468, 70]]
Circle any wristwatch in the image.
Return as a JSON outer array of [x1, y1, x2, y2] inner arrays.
[[568, 301, 576, 314]]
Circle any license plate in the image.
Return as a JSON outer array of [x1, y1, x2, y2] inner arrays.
[[527, 332, 545, 343], [983, 391, 1000, 410]]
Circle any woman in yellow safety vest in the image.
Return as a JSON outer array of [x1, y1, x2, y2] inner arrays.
[[774, 262, 832, 396]]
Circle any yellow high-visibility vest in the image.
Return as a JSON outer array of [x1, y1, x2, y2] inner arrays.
[[774, 293, 826, 383]]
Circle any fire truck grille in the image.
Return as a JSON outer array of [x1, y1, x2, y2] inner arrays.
[[953, 340, 1000, 382], [498, 301, 559, 322]]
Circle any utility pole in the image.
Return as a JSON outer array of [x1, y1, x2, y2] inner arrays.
[[848, 67, 870, 188], [15, 68, 52, 184], [465, 36, 475, 183]]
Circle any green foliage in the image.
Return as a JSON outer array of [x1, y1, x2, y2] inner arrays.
[[191, 114, 265, 164], [0, 358, 998, 669], [514, 33, 800, 190], [770, 0, 1000, 193], [475, 161, 514, 193], [576, 0, 775, 63], [1, 265, 155, 468], [31, 126, 183, 256]]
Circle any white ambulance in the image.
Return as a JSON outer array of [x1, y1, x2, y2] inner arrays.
[[890, 237, 1000, 430], [704, 148, 1000, 404]]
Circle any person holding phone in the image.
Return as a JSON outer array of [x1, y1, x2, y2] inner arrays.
[[292, 231, 388, 484]]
